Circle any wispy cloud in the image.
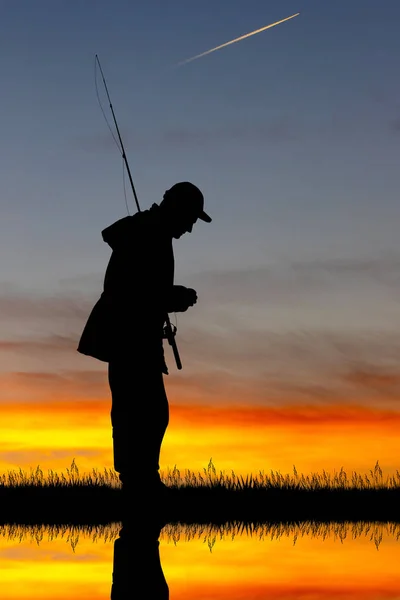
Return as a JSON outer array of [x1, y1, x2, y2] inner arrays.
[[0, 335, 77, 354], [3, 257, 399, 323], [0, 370, 108, 402], [168, 328, 400, 406], [188, 257, 400, 302], [0, 291, 93, 321], [1, 256, 400, 406], [3, 326, 400, 408], [0, 288, 97, 371], [170, 402, 400, 428]]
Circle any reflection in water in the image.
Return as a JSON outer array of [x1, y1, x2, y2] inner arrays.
[[1, 520, 399, 550], [0, 521, 400, 598], [161, 520, 400, 550], [111, 519, 169, 599], [0, 522, 120, 550]]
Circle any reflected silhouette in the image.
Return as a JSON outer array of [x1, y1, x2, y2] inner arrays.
[[77, 182, 211, 500], [111, 518, 169, 599]]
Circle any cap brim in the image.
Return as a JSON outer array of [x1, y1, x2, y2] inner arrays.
[[199, 210, 212, 223]]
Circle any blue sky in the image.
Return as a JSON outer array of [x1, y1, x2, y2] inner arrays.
[[1, 0, 400, 402]]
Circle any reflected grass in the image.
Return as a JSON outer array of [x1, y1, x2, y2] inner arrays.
[[0, 522, 121, 551], [1, 521, 400, 550], [160, 520, 400, 550]]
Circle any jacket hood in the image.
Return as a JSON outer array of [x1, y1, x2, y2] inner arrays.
[[101, 216, 134, 250], [101, 204, 162, 250]]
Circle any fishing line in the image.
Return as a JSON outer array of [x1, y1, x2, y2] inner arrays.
[[95, 56, 132, 215], [94, 56, 122, 153]]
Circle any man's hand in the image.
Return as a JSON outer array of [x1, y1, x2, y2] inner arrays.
[[169, 285, 198, 312], [185, 288, 198, 308]]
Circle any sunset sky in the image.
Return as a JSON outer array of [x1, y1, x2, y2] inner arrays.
[[1, 0, 400, 478]]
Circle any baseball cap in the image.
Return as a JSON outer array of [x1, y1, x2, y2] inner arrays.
[[166, 182, 212, 223]]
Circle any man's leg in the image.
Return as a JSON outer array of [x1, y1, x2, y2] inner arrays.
[[108, 359, 169, 491]]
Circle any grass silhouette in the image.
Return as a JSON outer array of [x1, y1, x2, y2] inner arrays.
[[1, 520, 399, 551], [163, 458, 400, 491], [2, 458, 399, 490], [0, 459, 119, 489], [0, 459, 399, 525]]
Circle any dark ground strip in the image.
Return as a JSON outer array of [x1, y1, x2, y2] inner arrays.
[[0, 486, 399, 526]]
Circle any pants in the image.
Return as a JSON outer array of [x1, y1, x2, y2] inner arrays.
[[108, 357, 169, 487]]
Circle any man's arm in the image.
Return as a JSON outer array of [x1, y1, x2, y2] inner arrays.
[[166, 285, 197, 313]]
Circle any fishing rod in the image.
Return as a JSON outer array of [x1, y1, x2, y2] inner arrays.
[[95, 54, 182, 371]]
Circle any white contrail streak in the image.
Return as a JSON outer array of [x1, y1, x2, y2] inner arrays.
[[176, 12, 300, 67]]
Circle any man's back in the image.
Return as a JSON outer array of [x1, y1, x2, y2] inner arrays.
[[78, 204, 174, 362], [103, 207, 173, 308]]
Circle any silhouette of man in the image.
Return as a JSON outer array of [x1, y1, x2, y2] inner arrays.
[[111, 519, 169, 599], [77, 182, 211, 500]]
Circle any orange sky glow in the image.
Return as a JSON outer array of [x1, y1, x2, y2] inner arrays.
[[1, 390, 399, 478]]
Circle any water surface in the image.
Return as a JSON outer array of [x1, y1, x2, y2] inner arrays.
[[1, 521, 400, 598]]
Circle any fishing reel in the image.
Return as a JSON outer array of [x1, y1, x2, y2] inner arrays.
[[163, 318, 182, 369], [163, 322, 177, 340]]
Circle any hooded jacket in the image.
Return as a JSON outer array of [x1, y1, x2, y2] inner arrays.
[[77, 204, 174, 364]]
